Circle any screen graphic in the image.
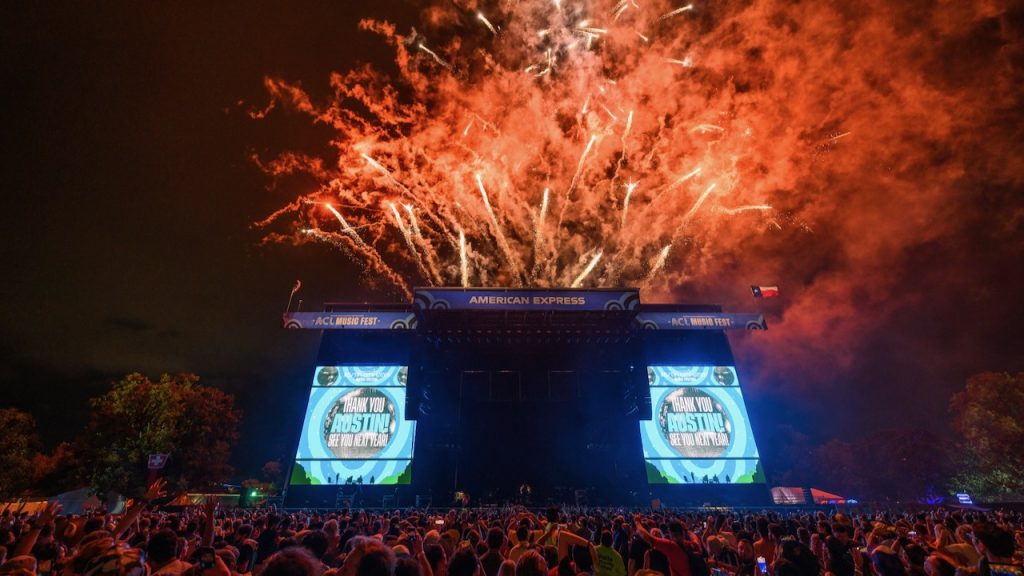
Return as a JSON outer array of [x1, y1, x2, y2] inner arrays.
[[291, 366, 415, 485], [640, 366, 764, 484]]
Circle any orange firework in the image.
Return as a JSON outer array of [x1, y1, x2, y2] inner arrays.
[[253, 0, 812, 295]]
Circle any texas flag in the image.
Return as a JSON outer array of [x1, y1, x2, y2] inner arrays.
[[751, 285, 780, 298]]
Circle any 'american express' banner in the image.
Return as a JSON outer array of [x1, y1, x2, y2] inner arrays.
[[414, 288, 639, 311]]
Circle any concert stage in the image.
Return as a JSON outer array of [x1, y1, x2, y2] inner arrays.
[[281, 288, 768, 508]]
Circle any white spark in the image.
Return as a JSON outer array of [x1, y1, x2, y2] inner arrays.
[[568, 135, 598, 196], [324, 203, 365, 246], [477, 12, 498, 35], [719, 204, 773, 215], [417, 43, 451, 70], [678, 183, 717, 226], [621, 181, 637, 228], [535, 187, 550, 252], [571, 250, 603, 287], [361, 153, 389, 175], [612, 0, 629, 21], [665, 56, 693, 67], [668, 166, 702, 190], [691, 124, 725, 134], [657, 4, 694, 21], [646, 245, 672, 281], [459, 228, 469, 287], [559, 134, 598, 227], [476, 173, 524, 284]]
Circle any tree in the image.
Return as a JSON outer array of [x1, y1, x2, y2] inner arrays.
[[813, 439, 865, 497], [261, 460, 283, 484], [0, 408, 41, 499], [32, 442, 85, 495], [766, 424, 816, 486], [949, 371, 1024, 500], [812, 429, 951, 501], [83, 373, 242, 498]]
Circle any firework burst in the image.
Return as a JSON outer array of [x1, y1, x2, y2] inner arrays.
[[251, 0, 819, 295]]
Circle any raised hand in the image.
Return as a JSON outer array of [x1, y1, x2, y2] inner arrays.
[[203, 495, 218, 517], [38, 501, 63, 526], [145, 478, 168, 502]]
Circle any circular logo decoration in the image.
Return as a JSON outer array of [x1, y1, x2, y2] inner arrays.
[[657, 388, 732, 458], [317, 366, 340, 386], [322, 388, 397, 458], [712, 367, 736, 386]]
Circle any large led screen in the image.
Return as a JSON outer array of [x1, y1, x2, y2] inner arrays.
[[290, 366, 415, 485], [640, 366, 765, 484]]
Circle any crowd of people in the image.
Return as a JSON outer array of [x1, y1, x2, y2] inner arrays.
[[1, 481, 1022, 576]]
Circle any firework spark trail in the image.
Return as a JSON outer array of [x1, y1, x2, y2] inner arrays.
[[459, 228, 469, 287], [644, 245, 672, 283], [657, 3, 694, 21], [647, 166, 701, 206], [611, 110, 634, 190], [672, 167, 703, 188], [477, 12, 499, 35], [389, 203, 417, 255], [324, 203, 366, 246], [530, 187, 551, 281], [571, 250, 603, 288], [417, 43, 451, 70], [362, 154, 416, 199], [675, 183, 718, 232], [389, 202, 434, 282], [476, 173, 524, 285], [621, 182, 637, 228], [402, 203, 423, 238], [558, 134, 598, 229], [363, 151, 459, 251], [324, 203, 413, 289], [403, 203, 444, 284], [611, 0, 629, 21], [534, 188, 550, 253], [304, 228, 410, 297], [691, 124, 725, 134], [719, 204, 773, 215]]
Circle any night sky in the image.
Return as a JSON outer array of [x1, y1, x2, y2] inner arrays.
[[2, 1, 1022, 481]]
